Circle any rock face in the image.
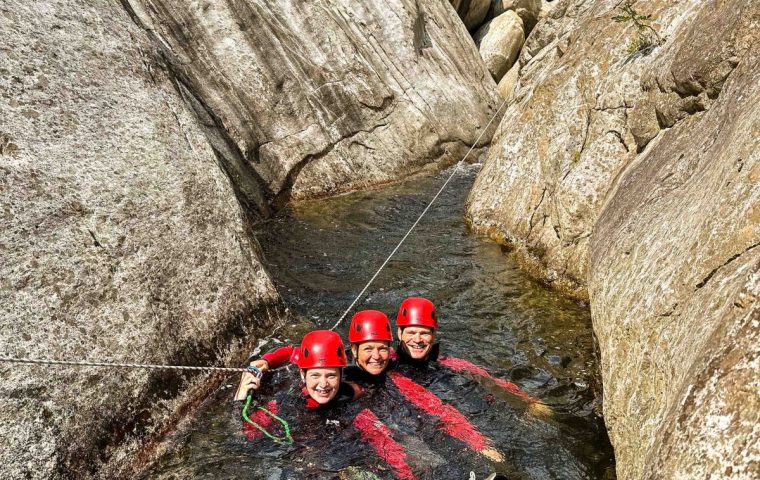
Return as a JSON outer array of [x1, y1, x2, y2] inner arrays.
[[0, 1, 281, 478], [448, 0, 492, 31], [496, 60, 520, 100], [467, 0, 759, 477], [474, 11, 525, 82], [491, 0, 542, 33], [124, 0, 501, 203]]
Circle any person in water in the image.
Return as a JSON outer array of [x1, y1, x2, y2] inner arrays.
[[237, 310, 396, 393], [394, 297, 551, 416], [394, 296, 440, 365], [234, 329, 360, 408], [343, 310, 396, 385]]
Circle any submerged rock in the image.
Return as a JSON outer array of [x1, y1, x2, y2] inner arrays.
[[467, 0, 759, 477], [474, 11, 526, 82], [0, 1, 281, 478], [124, 0, 501, 203]]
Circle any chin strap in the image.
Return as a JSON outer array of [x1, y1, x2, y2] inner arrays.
[[242, 394, 294, 444]]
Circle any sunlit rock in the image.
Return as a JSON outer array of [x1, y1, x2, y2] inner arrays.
[[0, 1, 281, 478], [474, 11, 525, 82], [125, 0, 501, 203], [491, 0, 542, 33], [497, 62, 520, 101], [466, 0, 759, 477]]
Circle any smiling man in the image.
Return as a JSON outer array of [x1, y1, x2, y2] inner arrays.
[[395, 297, 440, 365]]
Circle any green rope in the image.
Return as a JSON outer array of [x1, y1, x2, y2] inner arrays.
[[242, 394, 294, 445]]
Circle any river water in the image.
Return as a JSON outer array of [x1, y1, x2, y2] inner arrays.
[[143, 164, 615, 479]]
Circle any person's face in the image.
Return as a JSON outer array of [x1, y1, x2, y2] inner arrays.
[[398, 326, 435, 359], [352, 341, 391, 375], [302, 367, 341, 404]]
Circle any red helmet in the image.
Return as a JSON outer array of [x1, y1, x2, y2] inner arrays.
[[349, 310, 393, 344], [297, 330, 347, 369], [396, 297, 438, 329]]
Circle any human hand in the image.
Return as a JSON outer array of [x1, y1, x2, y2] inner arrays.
[[233, 361, 268, 401]]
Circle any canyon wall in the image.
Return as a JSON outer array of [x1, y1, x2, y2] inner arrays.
[[466, 0, 759, 477], [124, 0, 501, 204], [0, 1, 280, 478], [1, 0, 501, 478]]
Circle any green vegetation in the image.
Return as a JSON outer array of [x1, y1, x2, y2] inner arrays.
[[613, 2, 665, 55]]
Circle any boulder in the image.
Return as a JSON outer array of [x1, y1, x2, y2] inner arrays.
[[491, 0, 542, 33], [474, 11, 525, 82], [448, 0, 492, 31], [0, 1, 280, 478], [467, 0, 759, 477], [124, 0, 501, 203]]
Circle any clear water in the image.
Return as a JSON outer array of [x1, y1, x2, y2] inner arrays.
[[143, 164, 615, 479]]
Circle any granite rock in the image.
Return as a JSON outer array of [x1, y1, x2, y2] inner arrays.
[[474, 11, 526, 82], [0, 1, 281, 478], [125, 0, 501, 204], [466, 0, 760, 477]]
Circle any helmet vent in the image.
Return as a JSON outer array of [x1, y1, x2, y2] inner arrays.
[[402, 308, 407, 317], [303, 348, 309, 358]]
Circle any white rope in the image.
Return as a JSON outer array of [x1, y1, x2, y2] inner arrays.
[[329, 95, 510, 331], [0, 356, 247, 372]]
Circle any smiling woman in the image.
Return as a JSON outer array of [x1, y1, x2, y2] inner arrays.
[[347, 310, 394, 378]]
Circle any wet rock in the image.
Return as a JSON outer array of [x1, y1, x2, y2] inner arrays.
[[467, 0, 760, 477], [0, 1, 281, 478], [474, 11, 525, 82], [125, 0, 501, 203]]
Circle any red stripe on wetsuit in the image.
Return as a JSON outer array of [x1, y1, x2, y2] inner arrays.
[[439, 356, 536, 404], [243, 400, 279, 440], [353, 408, 418, 480], [389, 371, 493, 452]]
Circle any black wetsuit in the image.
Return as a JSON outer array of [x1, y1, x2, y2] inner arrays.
[[343, 351, 397, 387], [394, 341, 440, 367]]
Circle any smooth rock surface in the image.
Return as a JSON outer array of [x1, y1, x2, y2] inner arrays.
[[467, 0, 759, 477], [125, 0, 501, 203], [474, 11, 525, 82], [491, 0, 542, 33], [497, 62, 520, 101], [0, 1, 280, 478]]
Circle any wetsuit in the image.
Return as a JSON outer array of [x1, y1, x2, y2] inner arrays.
[[247, 344, 298, 368], [246, 344, 363, 406], [393, 342, 440, 367], [301, 381, 358, 409], [343, 350, 397, 387]]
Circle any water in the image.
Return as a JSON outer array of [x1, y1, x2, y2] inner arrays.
[[143, 164, 615, 479]]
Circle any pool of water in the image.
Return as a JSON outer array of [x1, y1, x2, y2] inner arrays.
[[142, 164, 615, 479]]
